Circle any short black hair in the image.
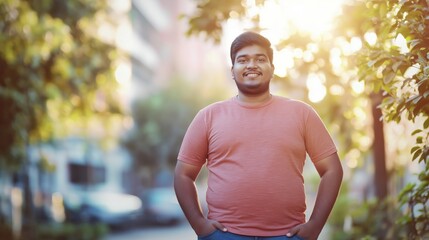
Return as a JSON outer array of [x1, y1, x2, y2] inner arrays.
[[230, 31, 273, 65]]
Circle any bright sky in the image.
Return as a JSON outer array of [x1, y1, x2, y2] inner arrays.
[[259, 0, 345, 39]]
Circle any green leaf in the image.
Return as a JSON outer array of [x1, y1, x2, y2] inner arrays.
[[413, 149, 422, 160], [418, 172, 429, 181], [398, 183, 415, 201], [411, 146, 420, 154], [411, 129, 422, 136], [418, 155, 425, 163], [424, 118, 429, 129]]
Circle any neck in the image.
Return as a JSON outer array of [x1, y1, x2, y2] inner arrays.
[[236, 92, 272, 104]]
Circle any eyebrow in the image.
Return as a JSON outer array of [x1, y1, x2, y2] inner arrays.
[[236, 53, 267, 59]]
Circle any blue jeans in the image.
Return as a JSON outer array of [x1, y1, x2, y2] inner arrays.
[[198, 229, 304, 240]]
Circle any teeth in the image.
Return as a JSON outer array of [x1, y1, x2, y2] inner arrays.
[[246, 73, 259, 77]]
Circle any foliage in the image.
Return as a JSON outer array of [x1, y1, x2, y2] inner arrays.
[[329, 185, 416, 240], [355, 0, 429, 238], [0, 0, 120, 171], [398, 176, 429, 238], [0, 0, 123, 237], [183, 0, 246, 43], [346, 198, 407, 240]]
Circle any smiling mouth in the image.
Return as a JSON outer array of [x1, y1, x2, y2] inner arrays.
[[243, 72, 261, 77]]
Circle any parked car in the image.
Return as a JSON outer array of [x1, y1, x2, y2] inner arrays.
[[65, 191, 143, 228], [142, 187, 185, 225]]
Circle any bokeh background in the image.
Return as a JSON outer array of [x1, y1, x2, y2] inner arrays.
[[0, 0, 428, 239]]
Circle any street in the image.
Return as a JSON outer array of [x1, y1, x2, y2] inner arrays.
[[105, 222, 196, 240]]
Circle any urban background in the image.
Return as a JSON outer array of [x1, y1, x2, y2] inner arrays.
[[0, 0, 428, 239]]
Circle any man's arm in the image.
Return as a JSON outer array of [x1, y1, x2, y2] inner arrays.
[[174, 161, 226, 236], [287, 153, 343, 240]]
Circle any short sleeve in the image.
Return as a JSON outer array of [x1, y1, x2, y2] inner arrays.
[[304, 106, 337, 162], [177, 110, 209, 167]]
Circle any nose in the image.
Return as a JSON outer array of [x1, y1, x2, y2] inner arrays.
[[246, 59, 257, 69]]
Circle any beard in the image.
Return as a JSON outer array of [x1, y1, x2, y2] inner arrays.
[[234, 78, 270, 96]]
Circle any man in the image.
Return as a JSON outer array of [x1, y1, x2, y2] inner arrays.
[[174, 31, 343, 240]]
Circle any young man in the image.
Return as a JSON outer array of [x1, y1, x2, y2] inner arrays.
[[174, 31, 343, 240]]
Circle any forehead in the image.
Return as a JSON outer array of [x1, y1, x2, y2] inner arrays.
[[235, 45, 268, 58]]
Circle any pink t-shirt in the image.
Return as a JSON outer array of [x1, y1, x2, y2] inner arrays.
[[178, 95, 337, 236]]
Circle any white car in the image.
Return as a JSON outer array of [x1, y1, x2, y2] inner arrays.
[[65, 191, 143, 227]]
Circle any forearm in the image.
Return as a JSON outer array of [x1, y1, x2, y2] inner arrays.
[[174, 173, 205, 232], [309, 166, 343, 231]]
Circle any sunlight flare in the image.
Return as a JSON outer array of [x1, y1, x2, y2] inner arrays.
[[393, 33, 409, 54], [351, 80, 365, 94], [258, 0, 345, 38], [307, 73, 327, 102], [273, 48, 295, 77], [364, 31, 377, 46]]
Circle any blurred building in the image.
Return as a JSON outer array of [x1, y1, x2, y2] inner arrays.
[[113, 0, 230, 106]]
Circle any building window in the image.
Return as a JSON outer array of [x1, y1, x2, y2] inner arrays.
[[68, 162, 106, 185]]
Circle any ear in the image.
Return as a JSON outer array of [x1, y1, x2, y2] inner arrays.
[[231, 66, 235, 79]]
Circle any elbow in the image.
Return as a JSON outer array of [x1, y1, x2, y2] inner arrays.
[[322, 158, 343, 185], [333, 159, 344, 183]]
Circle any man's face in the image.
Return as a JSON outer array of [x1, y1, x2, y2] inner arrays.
[[231, 44, 274, 96]]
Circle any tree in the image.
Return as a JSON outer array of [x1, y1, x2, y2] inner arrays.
[[0, 0, 120, 170], [355, 0, 429, 238], [0, 0, 121, 237], [335, 0, 390, 201]]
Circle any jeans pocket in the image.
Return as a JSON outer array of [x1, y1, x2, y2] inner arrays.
[[198, 229, 219, 240]]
